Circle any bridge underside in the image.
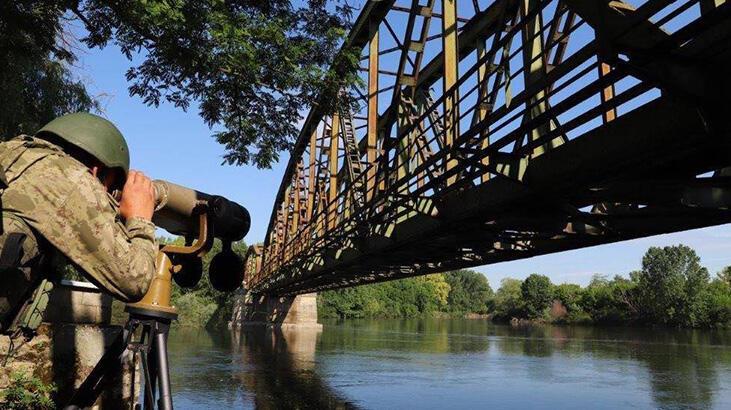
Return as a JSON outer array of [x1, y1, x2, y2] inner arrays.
[[246, 0, 731, 296]]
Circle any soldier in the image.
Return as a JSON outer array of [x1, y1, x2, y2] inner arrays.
[[0, 112, 157, 337]]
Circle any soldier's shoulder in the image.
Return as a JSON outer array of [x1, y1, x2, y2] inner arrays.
[[0, 135, 32, 153], [15, 141, 107, 201]]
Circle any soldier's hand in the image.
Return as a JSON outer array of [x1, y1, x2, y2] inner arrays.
[[119, 170, 156, 221]]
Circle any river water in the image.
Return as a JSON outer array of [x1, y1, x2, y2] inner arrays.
[[167, 319, 731, 409]]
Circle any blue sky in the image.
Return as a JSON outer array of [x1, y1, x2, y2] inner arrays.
[[68, 8, 731, 288]]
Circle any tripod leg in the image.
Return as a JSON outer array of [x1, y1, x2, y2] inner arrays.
[[144, 325, 158, 410], [140, 348, 156, 410], [153, 321, 174, 410]]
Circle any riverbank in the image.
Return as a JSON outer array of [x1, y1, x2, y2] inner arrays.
[[319, 245, 731, 329]]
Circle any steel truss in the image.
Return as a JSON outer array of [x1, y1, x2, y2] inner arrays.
[[246, 0, 731, 296]]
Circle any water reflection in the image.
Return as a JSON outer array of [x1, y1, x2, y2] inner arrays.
[[168, 320, 731, 409], [489, 324, 730, 409], [230, 327, 356, 409], [318, 318, 491, 354]]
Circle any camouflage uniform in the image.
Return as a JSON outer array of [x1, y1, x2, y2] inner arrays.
[[0, 135, 157, 304]]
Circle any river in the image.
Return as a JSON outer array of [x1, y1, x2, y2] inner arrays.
[[166, 319, 731, 409]]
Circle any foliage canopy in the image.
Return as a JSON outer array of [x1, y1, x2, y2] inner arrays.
[[0, 1, 98, 138], [2, 0, 358, 168], [521, 274, 553, 319], [636, 245, 710, 327]]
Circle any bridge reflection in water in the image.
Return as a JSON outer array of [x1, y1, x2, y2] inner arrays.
[[166, 321, 731, 409], [230, 327, 356, 409]]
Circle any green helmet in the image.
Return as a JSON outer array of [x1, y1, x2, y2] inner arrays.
[[36, 112, 130, 176]]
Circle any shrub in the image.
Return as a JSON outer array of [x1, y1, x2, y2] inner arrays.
[[707, 280, 731, 326], [2, 372, 55, 410], [173, 292, 218, 327]]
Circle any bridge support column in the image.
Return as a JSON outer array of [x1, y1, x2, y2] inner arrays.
[[230, 291, 322, 330]]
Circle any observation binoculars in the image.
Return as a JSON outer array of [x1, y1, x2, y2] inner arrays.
[[150, 180, 251, 292]]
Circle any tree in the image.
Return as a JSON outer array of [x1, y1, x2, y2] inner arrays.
[[319, 274, 453, 319], [3, 1, 357, 168], [635, 245, 710, 327], [521, 274, 553, 319], [718, 266, 731, 287], [423, 274, 451, 308], [707, 278, 731, 325], [579, 274, 638, 323], [1, 1, 98, 138], [493, 278, 523, 320], [553, 283, 583, 313], [443, 270, 493, 314]]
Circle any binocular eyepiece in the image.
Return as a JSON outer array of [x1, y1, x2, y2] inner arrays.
[[151, 180, 250, 292]]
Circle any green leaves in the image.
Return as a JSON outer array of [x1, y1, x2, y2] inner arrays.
[[3, 371, 56, 410], [76, 0, 357, 168], [636, 245, 710, 327], [492, 278, 523, 320], [316, 243, 731, 328], [318, 270, 493, 319], [520, 274, 553, 319], [0, 1, 98, 139], [444, 270, 493, 314], [2, 1, 356, 168]]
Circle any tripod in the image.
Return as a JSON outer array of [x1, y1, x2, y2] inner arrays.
[[65, 305, 177, 410], [65, 249, 192, 409], [126, 306, 176, 410]]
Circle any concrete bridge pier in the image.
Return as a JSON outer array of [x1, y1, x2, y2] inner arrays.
[[230, 290, 322, 330]]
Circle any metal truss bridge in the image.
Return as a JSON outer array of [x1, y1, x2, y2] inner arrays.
[[244, 0, 731, 296]]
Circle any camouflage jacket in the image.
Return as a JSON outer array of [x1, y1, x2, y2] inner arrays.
[[0, 135, 157, 302]]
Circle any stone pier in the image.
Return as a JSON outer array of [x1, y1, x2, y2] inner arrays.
[[230, 290, 322, 330], [0, 280, 137, 409]]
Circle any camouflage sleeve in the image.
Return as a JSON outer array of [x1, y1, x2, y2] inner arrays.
[[4, 153, 158, 302], [120, 216, 158, 295], [56, 188, 158, 303]]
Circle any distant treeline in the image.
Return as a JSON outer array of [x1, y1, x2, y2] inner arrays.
[[319, 270, 492, 318], [319, 245, 731, 328]]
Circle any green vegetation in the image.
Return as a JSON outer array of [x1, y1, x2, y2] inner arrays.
[[1, 372, 55, 409], [2, 1, 357, 168], [0, 2, 98, 138], [521, 274, 554, 319], [443, 270, 493, 314], [320, 245, 731, 328], [319, 270, 492, 319], [490, 244, 731, 328], [492, 278, 523, 319]]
